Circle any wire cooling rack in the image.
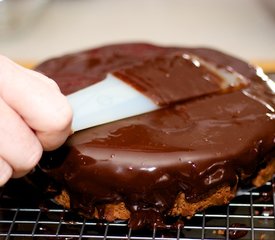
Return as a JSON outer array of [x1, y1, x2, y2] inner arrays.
[[0, 175, 274, 240]]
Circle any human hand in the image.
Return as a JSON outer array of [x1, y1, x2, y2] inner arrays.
[[0, 55, 72, 186]]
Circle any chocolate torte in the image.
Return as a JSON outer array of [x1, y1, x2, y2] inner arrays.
[[36, 43, 275, 229]]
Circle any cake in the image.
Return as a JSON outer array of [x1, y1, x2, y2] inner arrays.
[[35, 43, 275, 229]]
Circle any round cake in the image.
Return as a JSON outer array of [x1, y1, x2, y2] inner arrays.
[[36, 43, 275, 229]]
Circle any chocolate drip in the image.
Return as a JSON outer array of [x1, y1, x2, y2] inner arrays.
[[228, 223, 248, 239], [37, 43, 275, 229]]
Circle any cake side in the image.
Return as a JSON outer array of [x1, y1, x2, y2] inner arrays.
[[51, 155, 274, 229]]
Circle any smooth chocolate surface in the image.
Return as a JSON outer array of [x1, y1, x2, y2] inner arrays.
[[37, 43, 275, 229], [114, 52, 224, 106]]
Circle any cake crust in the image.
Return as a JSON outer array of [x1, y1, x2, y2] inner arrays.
[[54, 185, 236, 224]]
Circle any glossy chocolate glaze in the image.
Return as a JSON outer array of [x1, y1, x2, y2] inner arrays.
[[114, 52, 224, 106], [37, 43, 275, 229]]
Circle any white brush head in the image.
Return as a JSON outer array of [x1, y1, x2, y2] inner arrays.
[[67, 74, 159, 132]]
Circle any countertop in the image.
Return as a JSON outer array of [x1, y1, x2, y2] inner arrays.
[[0, 0, 275, 66]]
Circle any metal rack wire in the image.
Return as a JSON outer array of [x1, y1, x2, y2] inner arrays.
[[0, 175, 274, 240]]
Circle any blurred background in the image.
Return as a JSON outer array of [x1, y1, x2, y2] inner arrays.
[[0, 0, 275, 66]]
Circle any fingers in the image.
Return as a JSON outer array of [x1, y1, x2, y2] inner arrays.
[[0, 55, 73, 186], [0, 157, 12, 186], [0, 55, 73, 151], [18, 63, 61, 91], [0, 97, 43, 182]]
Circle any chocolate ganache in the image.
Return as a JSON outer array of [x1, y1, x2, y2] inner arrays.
[[37, 43, 275, 229]]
